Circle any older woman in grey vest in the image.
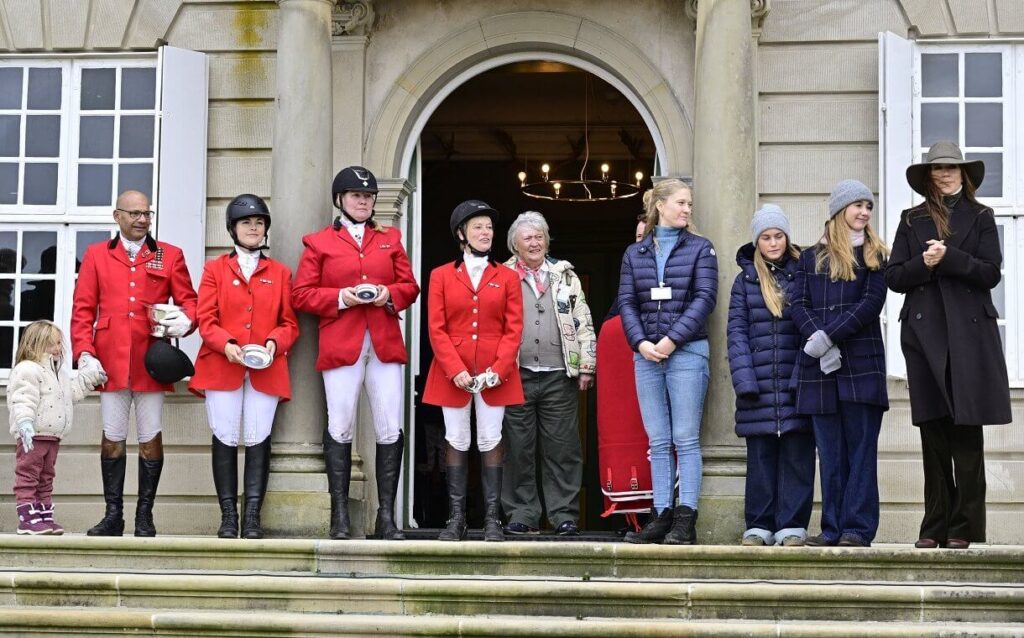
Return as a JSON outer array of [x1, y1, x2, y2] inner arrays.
[[501, 212, 596, 536]]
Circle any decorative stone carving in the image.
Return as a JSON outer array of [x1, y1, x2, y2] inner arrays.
[[684, 0, 772, 29], [332, 1, 375, 36]]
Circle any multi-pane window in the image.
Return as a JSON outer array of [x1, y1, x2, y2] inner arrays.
[[0, 57, 158, 375]]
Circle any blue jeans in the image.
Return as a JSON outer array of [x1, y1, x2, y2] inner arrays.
[[744, 431, 816, 544], [634, 339, 710, 511], [812, 402, 884, 544]]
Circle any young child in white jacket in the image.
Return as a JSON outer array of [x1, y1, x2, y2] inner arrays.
[[8, 321, 105, 534]]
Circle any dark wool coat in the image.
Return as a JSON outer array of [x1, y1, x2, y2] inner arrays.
[[727, 244, 812, 437], [789, 245, 889, 415], [617, 230, 718, 350], [885, 197, 1011, 426]]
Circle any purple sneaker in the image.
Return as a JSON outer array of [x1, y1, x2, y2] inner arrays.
[[16, 503, 52, 535], [38, 502, 64, 535]]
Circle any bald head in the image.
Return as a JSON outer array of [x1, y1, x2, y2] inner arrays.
[[113, 190, 153, 241]]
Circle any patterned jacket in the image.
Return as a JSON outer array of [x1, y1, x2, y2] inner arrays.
[[789, 245, 889, 414], [503, 256, 596, 377]]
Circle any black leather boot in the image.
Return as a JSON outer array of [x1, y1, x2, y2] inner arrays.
[[663, 505, 699, 545], [211, 436, 239, 538], [87, 441, 126, 537], [323, 432, 352, 540], [438, 448, 468, 542], [374, 432, 405, 540], [480, 464, 504, 542], [623, 506, 673, 544], [241, 438, 271, 539]]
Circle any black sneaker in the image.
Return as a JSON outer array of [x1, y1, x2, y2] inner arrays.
[[624, 507, 673, 544], [555, 521, 580, 536], [504, 521, 539, 535], [804, 534, 837, 547]]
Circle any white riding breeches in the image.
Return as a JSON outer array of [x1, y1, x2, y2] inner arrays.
[[442, 394, 504, 452], [100, 391, 164, 443], [204, 373, 281, 447], [323, 332, 403, 445]]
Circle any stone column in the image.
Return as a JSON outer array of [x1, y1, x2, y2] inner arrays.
[[689, 0, 770, 543], [266, 0, 338, 536]]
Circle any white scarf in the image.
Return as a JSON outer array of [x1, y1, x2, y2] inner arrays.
[[236, 245, 260, 282], [120, 235, 144, 261], [339, 215, 366, 246], [464, 252, 489, 289]]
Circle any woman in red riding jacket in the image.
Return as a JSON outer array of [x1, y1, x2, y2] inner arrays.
[[292, 166, 419, 541], [189, 194, 299, 540], [423, 200, 524, 542]]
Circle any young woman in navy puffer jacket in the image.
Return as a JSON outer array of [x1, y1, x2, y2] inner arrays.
[[727, 205, 814, 548], [618, 178, 718, 545]]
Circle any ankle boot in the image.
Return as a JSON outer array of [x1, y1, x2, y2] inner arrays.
[[623, 506, 673, 544], [39, 502, 63, 535], [480, 464, 504, 542], [663, 505, 699, 545], [323, 432, 352, 540], [87, 452, 126, 537], [211, 436, 239, 538], [438, 457, 468, 542], [374, 432, 405, 540], [241, 438, 271, 539]]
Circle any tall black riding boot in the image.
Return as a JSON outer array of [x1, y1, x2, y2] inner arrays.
[[481, 444, 505, 542], [87, 438, 127, 537], [323, 431, 352, 540], [212, 436, 239, 538], [374, 432, 405, 540], [438, 447, 468, 542], [134, 434, 164, 537], [241, 438, 271, 539]]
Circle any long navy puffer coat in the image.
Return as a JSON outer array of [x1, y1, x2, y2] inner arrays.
[[727, 243, 811, 437]]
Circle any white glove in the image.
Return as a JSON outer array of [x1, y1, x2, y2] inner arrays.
[[803, 330, 833, 359], [158, 309, 192, 337], [79, 352, 107, 378], [81, 366, 107, 388], [17, 421, 35, 453]]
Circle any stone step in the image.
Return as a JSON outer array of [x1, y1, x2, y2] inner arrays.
[[0, 608, 1021, 637], [1, 535, 1022, 584], [1, 570, 1022, 623]]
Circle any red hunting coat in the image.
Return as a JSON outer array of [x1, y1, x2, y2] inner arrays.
[[423, 258, 525, 407], [291, 222, 419, 370], [71, 235, 198, 392], [188, 253, 299, 400]]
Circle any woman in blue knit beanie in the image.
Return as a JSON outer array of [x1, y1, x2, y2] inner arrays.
[[790, 179, 890, 547], [727, 204, 815, 547], [617, 178, 718, 545]]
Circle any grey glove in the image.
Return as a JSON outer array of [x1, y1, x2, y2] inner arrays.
[[78, 352, 107, 378], [81, 366, 107, 388], [803, 330, 834, 359], [820, 345, 842, 375], [17, 421, 35, 453]]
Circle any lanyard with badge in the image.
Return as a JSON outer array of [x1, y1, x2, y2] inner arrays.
[[651, 282, 672, 301]]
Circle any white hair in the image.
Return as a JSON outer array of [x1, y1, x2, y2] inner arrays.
[[507, 211, 552, 255]]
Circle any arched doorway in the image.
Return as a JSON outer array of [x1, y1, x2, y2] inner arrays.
[[405, 60, 660, 534]]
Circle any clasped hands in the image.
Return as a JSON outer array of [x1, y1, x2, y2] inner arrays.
[[923, 239, 946, 269], [638, 337, 677, 362], [452, 368, 502, 393]]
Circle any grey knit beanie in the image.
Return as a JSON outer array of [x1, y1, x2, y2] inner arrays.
[[828, 179, 874, 219], [750, 204, 791, 245]]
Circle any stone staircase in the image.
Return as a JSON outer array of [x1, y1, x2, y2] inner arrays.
[[0, 535, 1020, 636]]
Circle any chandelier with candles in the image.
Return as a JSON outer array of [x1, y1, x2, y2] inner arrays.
[[518, 162, 643, 202]]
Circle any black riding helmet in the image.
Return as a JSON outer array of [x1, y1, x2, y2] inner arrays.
[[449, 200, 499, 241], [226, 194, 271, 249], [332, 166, 379, 226], [145, 339, 195, 384]]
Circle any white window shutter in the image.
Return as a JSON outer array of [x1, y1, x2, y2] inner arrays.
[[155, 45, 208, 360], [879, 31, 914, 378]]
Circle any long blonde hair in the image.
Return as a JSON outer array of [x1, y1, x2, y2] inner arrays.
[[754, 242, 801, 318], [640, 179, 698, 243], [815, 210, 889, 281], [16, 320, 63, 367]]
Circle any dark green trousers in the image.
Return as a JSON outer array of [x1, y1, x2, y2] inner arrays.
[[501, 369, 582, 528]]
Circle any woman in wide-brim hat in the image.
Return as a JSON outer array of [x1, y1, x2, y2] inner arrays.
[[885, 140, 1011, 550]]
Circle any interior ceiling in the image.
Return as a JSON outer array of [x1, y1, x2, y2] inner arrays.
[[421, 62, 656, 168]]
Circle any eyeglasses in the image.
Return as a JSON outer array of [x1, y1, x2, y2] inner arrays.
[[116, 209, 156, 221]]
